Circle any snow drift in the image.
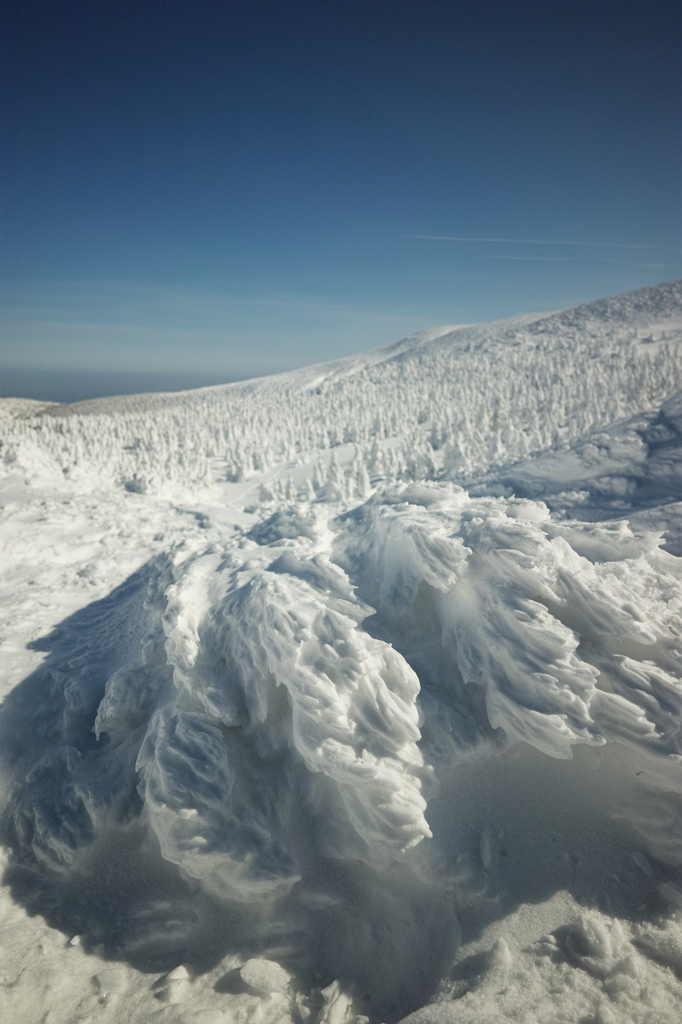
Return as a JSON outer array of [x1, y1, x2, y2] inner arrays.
[[3, 483, 681, 878]]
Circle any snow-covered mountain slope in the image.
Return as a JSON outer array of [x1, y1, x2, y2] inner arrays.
[[2, 280, 681, 498], [1, 280, 682, 1024]]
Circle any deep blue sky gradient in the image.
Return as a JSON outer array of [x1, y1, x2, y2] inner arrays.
[[2, 0, 681, 399]]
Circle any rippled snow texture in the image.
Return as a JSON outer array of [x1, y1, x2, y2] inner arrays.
[[4, 484, 681, 909]]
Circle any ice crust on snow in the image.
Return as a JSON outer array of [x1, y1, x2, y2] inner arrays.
[[1, 280, 682, 1024], [240, 958, 291, 993]]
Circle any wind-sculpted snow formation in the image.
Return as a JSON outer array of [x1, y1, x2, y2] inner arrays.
[[1, 281, 682, 1024], [4, 484, 681, 884]]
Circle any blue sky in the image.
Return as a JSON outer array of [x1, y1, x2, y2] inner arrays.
[[2, 0, 681, 400]]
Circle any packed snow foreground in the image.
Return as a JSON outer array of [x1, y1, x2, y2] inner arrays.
[[1, 281, 682, 1024]]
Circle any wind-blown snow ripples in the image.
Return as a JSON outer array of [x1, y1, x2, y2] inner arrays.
[[3, 484, 681, 910]]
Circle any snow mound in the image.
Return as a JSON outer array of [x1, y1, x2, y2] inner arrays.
[[3, 485, 680, 914]]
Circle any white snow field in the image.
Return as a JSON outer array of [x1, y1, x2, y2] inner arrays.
[[1, 279, 682, 1024]]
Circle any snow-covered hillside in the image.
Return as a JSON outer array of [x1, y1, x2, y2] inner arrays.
[[1, 280, 682, 1024], [3, 280, 681, 499]]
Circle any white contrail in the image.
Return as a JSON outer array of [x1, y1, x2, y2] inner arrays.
[[406, 234, 682, 252], [486, 255, 670, 268]]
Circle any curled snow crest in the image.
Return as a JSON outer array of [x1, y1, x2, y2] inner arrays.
[[2, 485, 681, 903]]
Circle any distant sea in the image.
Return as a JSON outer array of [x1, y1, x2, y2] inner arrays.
[[0, 367, 250, 404]]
